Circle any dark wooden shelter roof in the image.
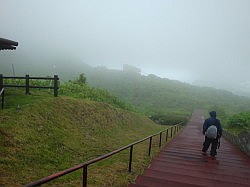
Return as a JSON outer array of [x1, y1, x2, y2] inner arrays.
[[0, 38, 18, 50]]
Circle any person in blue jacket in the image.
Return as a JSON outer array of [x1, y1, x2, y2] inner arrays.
[[202, 111, 222, 157]]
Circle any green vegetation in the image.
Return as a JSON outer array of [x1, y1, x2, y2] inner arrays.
[[73, 73, 87, 85], [84, 67, 250, 127], [149, 112, 189, 125], [1, 68, 250, 186], [3, 75, 134, 112], [224, 112, 250, 135], [0, 82, 173, 186], [59, 82, 134, 111]]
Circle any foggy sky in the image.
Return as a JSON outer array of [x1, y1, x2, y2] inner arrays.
[[0, 0, 250, 95]]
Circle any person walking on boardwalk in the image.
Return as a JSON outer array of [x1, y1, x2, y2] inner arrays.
[[202, 111, 222, 158]]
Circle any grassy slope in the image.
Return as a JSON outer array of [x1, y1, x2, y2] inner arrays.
[[86, 69, 250, 118], [85, 69, 250, 133], [0, 94, 168, 187]]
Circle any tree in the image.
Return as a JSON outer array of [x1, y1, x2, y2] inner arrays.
[[76, 73, 87, 85]]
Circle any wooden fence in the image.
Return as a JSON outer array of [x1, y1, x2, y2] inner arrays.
[[0, 74, 59, 109]]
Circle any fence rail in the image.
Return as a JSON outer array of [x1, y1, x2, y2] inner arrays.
[[0, 74, 59, 109], [25, 123, 182, 187], [0, 74, 59, 98]]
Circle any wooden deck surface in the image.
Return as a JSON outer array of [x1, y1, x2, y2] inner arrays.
[[129, 110, 250, 187]]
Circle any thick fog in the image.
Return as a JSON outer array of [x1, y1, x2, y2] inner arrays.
[[0, 0, 250, 96]]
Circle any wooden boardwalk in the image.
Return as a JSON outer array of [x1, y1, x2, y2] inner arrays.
[[129, 110, 250, 187]]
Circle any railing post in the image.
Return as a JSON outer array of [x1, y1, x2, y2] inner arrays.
[[159, 132, 162, 147], [166, 129, 168, 142], [148, 136, 152, 156], [128, 145, 133, 172], [0, 74, 3, 90], [82, 165, 88, 187], [1, 89, 4, 109], [170, 127, 173, 138], [25, 74, 29, 95], [54, 75, 58, 97], [0, 74, 3, 110]]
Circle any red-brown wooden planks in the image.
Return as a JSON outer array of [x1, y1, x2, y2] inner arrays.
[[129, 110, 250, 187]]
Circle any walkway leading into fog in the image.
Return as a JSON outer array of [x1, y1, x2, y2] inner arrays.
[[129, 110, 250, 187]]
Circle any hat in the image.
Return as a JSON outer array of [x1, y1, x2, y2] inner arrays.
[[209, 111, 216, 118]]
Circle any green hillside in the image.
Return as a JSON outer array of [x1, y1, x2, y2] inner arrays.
[[1, 63, 249, 187], [0, 88, 169, 186], [225, 112, 250, 134], [84, 66, 250, 124], [3, 62, 250, 119]]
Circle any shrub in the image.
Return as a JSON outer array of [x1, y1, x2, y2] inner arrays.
[[59, 82, 134, 111], [226, 112, 250, 130]]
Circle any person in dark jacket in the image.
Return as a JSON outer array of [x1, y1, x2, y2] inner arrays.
[[202, 111, 222, 157]]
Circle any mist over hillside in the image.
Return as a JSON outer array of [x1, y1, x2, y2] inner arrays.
[[1, 55, 250, 134], [1, 56, 249, 100], [1, 53, 250, 119], [83, 65, 250, 116], [1, 56, 249, 98], [0, 50, 250, 97], [1, 1, 250, 98]]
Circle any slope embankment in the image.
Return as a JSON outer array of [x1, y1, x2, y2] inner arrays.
[[0, 96, 166, 186]]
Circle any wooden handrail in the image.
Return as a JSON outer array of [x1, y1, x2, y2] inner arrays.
[[25, 122, 183, 187], [3, 76, 56, 80]]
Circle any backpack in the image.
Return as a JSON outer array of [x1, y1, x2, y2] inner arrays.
[[205, 125, 217, 139]]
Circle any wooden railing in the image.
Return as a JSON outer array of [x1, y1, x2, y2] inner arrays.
[[25, 123, 182, 187], [0, 74, 59, 97], [0, 87, 4, 109]]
